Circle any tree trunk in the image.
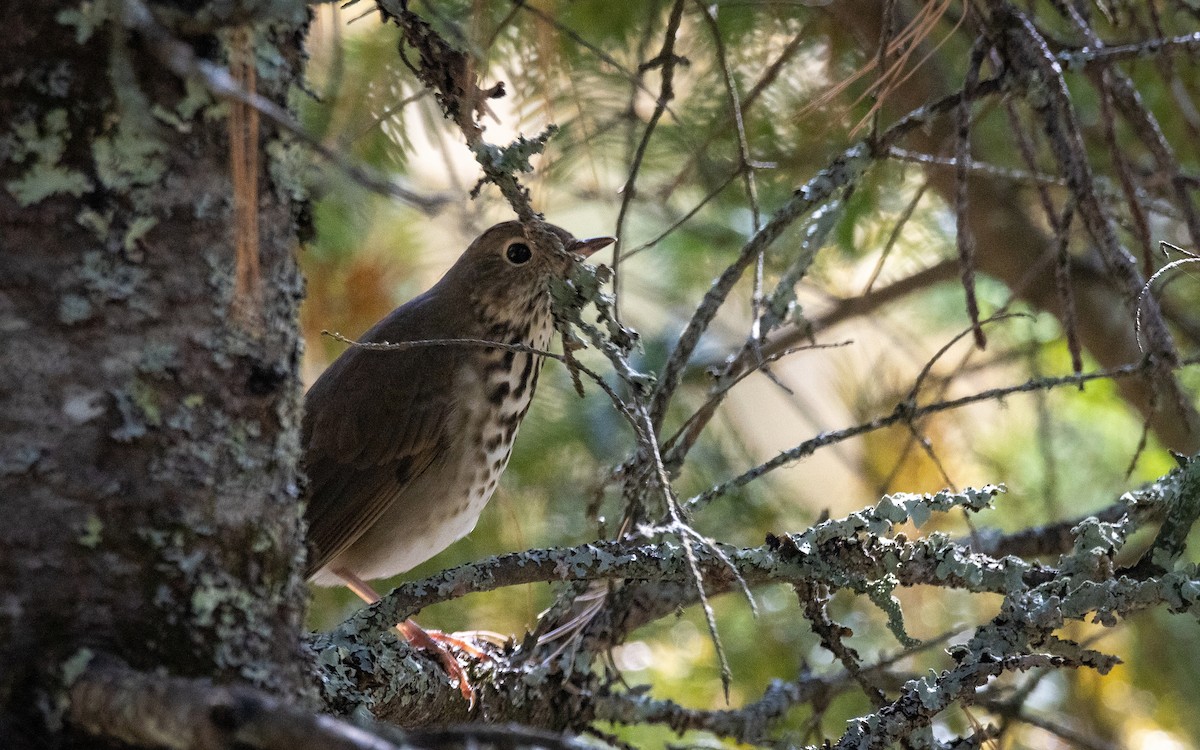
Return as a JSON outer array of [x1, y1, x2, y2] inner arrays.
[[0, 3, 311, 744]]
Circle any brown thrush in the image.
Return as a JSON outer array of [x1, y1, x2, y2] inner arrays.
[[302, 221, 614, 698]]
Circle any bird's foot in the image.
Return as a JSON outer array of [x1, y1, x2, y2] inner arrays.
[[333, 569, 483, 705], [397, 619, 476, 705]]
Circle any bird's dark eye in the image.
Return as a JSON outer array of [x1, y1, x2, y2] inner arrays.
[[505, 242, 532, 265]]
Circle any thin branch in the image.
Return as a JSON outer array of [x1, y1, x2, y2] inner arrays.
[[512, 0, 677, 112], [954, 36, 989, 349], [594, 674, 841, 743], [688, 352, 1200, 513], [328, 525, 1047, 644], [321, 331, 644, 440], [1057, 3, 1200, 252], [588, 636, 959, 746], [661, 26, 806, 196], [991, 4, 1176, 363], [662, 340, 853, 467], [977, 700, 1120, 750], [863, 180, 929, 295], [620, 166, 743, 261], [612, 0, 687, 319], [962, 495, 1158, 559], [729, 260, 958, 369], [1058, 30, 1200, 66], [885, 146, 1064, 186], [998, 91, 1086, 376]]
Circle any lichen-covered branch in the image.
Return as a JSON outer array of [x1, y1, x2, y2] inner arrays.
[[307, 446, 1200, 742]]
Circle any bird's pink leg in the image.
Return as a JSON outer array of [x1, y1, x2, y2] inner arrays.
[[334, 568, 477, 704]]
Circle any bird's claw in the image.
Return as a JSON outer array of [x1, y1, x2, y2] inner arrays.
[[398, 620, 477, 706]]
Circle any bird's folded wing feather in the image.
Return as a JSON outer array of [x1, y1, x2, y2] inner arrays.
[[301, 294, 462, 577]]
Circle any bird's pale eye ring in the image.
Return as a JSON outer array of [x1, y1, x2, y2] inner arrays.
[[505, 241, 533, 265]]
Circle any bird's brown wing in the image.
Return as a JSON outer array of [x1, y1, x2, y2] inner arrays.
[[301, 293, 464, 578]]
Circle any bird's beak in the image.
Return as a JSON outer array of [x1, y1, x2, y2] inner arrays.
[[570, 236, 617, 258]]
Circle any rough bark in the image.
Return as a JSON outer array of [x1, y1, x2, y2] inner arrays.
[[0, 2, 312, 745]]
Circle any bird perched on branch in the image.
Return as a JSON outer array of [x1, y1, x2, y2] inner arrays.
[[302, 220, 614, 701]]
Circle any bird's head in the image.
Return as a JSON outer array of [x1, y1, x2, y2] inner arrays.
[[446, 221, 616, 319]]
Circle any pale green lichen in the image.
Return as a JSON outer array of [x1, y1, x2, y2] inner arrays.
[[110, 388, 147, 442], [760, 196, 843, 335], [192, 573, 257, 629], [250, 34, 293, 83], [58, 294, 93, 325], [91, 124, 166, 193], [60, 647, 95, 686], [3, 109, 93, 206], [797, 142, 869, 202], [229, 420, 266, 470], [55, 2, 109, 44], [75, 207, 111, 240], [138, 342, 179, 374], [7, 164, 92, 206], [266, 136, 313, 204], [867, 577, 919, 648], [79, 249, 148, 302], [912, 672, 942, 710], [78, 515, 104, 548], [123, 215, 158, 252], [129, 378, 163, 427], [42, 647, 96, 731], [472, 125, 559, 174], [794, 485, 1004, 554], [1070, 516, 1127, 555], [152, 78, 214, 131]]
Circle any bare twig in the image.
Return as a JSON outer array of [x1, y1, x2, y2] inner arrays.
[[695, 2, 767, 355], [885, 146, 1064, 186], [1057, 5, 1200, 249], [862, 180, 929, 295], [649, 145, 873, 432], [1058, 31, 1200, 66], [661, 27, 805, 196], [649, 72, 1013, 433], [954, 36, 989, 349], [620, 166, 743, 260], [612, 0, 687, 319], [512, 0, 676, 111], [321, 330, 643, 438]]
